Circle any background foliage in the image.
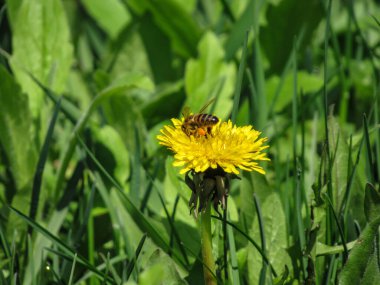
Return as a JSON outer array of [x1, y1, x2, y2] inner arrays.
[[0, 0, 380, 284]]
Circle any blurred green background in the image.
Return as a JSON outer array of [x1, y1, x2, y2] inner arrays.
[[0, 0, 380, 284]]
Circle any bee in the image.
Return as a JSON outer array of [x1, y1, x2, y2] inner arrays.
[[181, 99, 219, 137]]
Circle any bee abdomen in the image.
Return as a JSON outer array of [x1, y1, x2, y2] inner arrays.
[[197, 114, 219, 124]]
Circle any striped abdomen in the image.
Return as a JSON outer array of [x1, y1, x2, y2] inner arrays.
[[190, 113, 219, 126]]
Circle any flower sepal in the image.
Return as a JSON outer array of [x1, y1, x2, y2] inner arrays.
[[185, 167, 240, 218]]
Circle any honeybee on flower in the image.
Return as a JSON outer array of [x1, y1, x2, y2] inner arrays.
[[181, 99, 219, 138], [157, 102, 270, 214]]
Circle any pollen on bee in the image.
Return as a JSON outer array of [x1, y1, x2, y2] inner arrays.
[[198, 128, 207, 136]]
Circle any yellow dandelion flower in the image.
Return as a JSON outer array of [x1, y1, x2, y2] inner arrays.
[[157, 118, 270, 175]]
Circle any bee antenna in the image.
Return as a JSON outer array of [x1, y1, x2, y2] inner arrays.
[[198, 98, 216, 113]]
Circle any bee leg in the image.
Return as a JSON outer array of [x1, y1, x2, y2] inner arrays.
[[206, 126, 213, 138]]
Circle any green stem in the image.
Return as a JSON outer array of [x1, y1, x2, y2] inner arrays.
[[201, 205, 217, 285]]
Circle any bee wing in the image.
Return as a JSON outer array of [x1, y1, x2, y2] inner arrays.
[[182, 106, 191, 117], [198, 98, 216, 113]]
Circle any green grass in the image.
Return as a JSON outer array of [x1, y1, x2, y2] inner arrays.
[[1, 0, 380, 284]]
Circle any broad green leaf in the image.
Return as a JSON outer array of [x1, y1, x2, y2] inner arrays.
[[313, 201, 327, 249], [266, 71, 323, 113], [339, 216, 380, 284], [0, 66, 38, 254], [128, 0, 196, 16], [228, 195, 239, 222], [229, 0, 250, 17], [76, 33, 94, 73], [273, 265, 290, 285], [0, 65, 37, 191], [106, 185, 145, 261], [101, 93, 147, 203], [237, 247, 248, 273], [125, 0, 148, 15], [139, 0, 201, 58], [23, 208, 69, 285], [171, 0, 196, 14], [328, 116, 347, 196], [260, 0, 324, 73], [316, 240, 357, 257], [139, 249, 188, 285], [141, 81, 184, 129], [364, 183, 380, 223], [329, 1, 380, 36], [9, 0, 73, 117], [338, 183, 380, 284], [53, 72, 153, 202], [110, 72, 154, 92], [94, 93, 144, 204], [224, 0, 283, 60], [81, 0, 131, 39], [350, 60, 374, 100], [97, 72, 152, 154], [4, 0, 22, 26], [109, 189, 163, 268], [93, 126, 130, 184], [328, 114, 350, 212], [185, 32, 236, 120], [106, 32, 152, 83], [139, 13, 175, 83], [247, 191, 291, 284], [236, 98, 250, 126], [66, 70, 92, 109], [224, 0, 254, 60], [239, 173, 272, 232]]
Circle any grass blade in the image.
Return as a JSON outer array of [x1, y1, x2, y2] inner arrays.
[[252, 25, 267, 130], [28, 97, 62, 234], [179, 241, 220, 283], [139, 160, 160, 212], [76, 136, 187, 269], [156, 190, 190, 266], [230, 31, 249, 123], [323, 0, 334, 251], [126, 234, 147, 280], [130, 126, 141, 203], [227, 212, 240, 285], [323, 194, 348, 262], [253, 193, 267, 285], [340, 135, 365, 221], [363, 113, 375, 183], [211, 215, 277, 277], [220, 0, 235, 22], [8, 206, 116, 284], [98, 252, 120, 284], [52, 80, 146, 202], [26, 73, 80, 124], [246, 67, 257, 124], [75, 254, 128, 284], [68, 254, 77, 285], [0, 222, 11, 260], [323, 0, 332, 158]]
